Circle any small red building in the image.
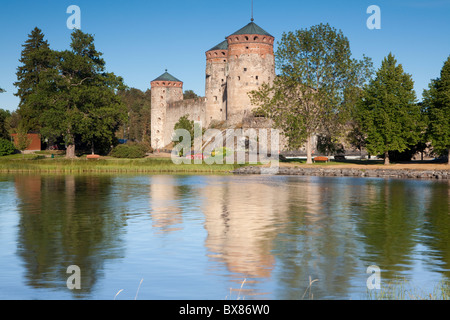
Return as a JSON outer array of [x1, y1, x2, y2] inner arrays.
[[11, 133, 41, 152]]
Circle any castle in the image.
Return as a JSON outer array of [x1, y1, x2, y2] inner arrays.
[[150, 20, 276, 150]]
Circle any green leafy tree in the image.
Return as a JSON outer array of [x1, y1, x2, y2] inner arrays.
[[38, 29, 127, 157], [0, 138, 16, 156], [172, 115, 204, 155], [174, 115, 195, 142], [249, 23, 373, 163], [357, 53, 424, 165], [0, 108, 11, 140], [14, 27, 54, 132], [117, 88, 152, 143], [183, 90, 199, 100], [15, 124, 32, 158], [7, 111, 21, 134], [0, 89, 11, 140], [423, 56, 450, 164]]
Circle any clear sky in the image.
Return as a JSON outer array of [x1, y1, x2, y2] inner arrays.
[[1, 0, 449, 112]]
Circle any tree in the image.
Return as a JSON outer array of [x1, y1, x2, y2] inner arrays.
[[0, 138, 16, 156], [15, 124, 32, 158], [423, 56, 450, 164], [37, 29, 127, 157], [0, 87, 10, 140], [7, 111, 21, 134], [357, 53, 424, 165], [183, 90, 199, 100], [174, 115, 195, 141], [14, 27, 54, 132], [249, 23, 373, 163], [117, 88, 152, 143], [0, 108, 12, 140], [172, 115, 204, 151]]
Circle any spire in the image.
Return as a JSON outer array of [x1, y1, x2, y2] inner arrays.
[[251, 0, 254, 21]]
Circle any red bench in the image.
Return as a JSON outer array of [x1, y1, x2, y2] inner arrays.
[[86, 154, 100, 160], [313, 156, 329, 163]]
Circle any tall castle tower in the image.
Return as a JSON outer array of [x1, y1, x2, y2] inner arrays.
[[204, 20, 275, 125], [150, 70, 183, 149], [225, 21, 275, 122], [205, 40, 228, 127]]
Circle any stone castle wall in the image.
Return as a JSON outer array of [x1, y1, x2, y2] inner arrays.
[[163, 97, 207, 145]]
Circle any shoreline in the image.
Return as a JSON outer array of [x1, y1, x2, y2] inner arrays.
[[0, 156, 449, 179], [232, 165, 450, 180]]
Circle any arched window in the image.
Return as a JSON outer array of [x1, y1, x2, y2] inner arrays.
[[254, 36, 258, 41]]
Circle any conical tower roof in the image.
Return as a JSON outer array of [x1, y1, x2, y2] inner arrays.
[[152, 70, 182, 82], [228, 21, 273, 37], [207, 40, 229, 52]]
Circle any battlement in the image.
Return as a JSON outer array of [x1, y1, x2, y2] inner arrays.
[[151, 80, 183, 88], [227, 34, 274, 45], [206, 50, 228, 63], [168, 97, 206, 109]]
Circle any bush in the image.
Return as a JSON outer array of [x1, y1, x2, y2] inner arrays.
[[132, 141, 153, 154], [211, 147, 230, 157], [109, 143, 147, 158], [0, 138, 16, 156]]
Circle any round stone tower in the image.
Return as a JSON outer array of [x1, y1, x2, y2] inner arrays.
[[150, 70, 183, 149], [226, 20, 275, 123], [205, 40, 228, 127]]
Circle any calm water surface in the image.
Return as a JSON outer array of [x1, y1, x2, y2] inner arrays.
[[0, 174, 449, 300]]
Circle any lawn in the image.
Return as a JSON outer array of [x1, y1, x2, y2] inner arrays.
[[0, 154, 245, 173]]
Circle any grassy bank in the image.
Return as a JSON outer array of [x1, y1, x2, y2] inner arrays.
[[1, 152, 448, 174], [366, 278, 450, 300], [0, 156, 245, 173]]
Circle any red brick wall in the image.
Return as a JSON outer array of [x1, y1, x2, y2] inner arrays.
[[11, 133, 41, 151]]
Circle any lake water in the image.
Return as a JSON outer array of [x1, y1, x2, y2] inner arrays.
[[0, 173, 449, 300]]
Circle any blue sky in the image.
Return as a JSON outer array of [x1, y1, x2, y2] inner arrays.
[[0, 0, 449, 112]]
